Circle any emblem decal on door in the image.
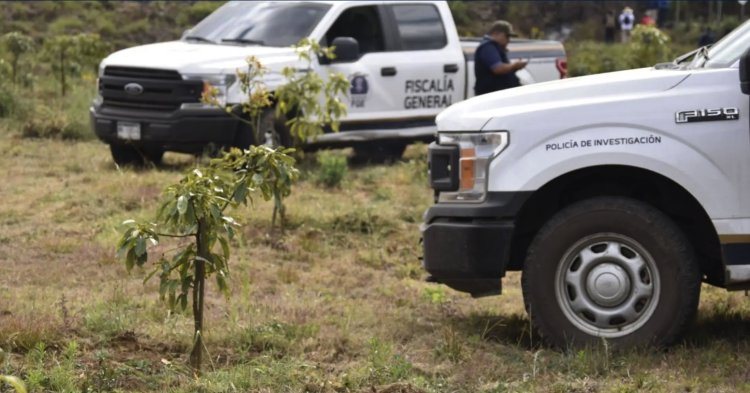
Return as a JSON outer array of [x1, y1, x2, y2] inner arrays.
[[675, 107, 739, 123], [350, 74, 369, 108]]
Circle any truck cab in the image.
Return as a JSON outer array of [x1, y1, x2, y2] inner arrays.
[[423, 20, 750, 348], [90, 1, 564, 165]]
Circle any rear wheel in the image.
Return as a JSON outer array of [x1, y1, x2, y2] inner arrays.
[[521, 196, 700, 349], [352, 142, 407, 164]]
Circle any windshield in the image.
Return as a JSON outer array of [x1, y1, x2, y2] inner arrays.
[[701, 20, 750, 68], [187, 1, 331, 47]]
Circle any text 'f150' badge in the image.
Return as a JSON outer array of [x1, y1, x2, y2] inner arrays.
[[675, 107, 739, 123]]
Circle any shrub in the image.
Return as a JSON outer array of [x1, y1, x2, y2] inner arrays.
[[316, 151, 348, 188], [630, 25, 672, 68], [567, 26, 675, 77], [566, 41, 631, 77], [21, 105, 74, 139]]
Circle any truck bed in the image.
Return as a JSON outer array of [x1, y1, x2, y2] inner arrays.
[[460, 38, 566, 97]]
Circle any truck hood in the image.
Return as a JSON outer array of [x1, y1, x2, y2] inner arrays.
[[437, 67, 692, 131], [102, 41, 298, 74]]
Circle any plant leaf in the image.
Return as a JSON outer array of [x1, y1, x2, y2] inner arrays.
[[177, 195, 188, 215], [0, 375, 27, 393]]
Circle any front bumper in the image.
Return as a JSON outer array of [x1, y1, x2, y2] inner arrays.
[[420, 192, 530, 297], [90, 105, 243, 154]]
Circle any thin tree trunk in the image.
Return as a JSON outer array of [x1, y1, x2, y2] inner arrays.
[[717, 0, 722, 25], [190, 218, 208, 376], [60, 50, 66, 97], [11, 58, 17, 85]]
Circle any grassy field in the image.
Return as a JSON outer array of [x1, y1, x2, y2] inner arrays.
[[2, 115, 750, 393], [2, 2, 750, 391]]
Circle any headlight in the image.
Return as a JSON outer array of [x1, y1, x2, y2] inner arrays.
[[94, 63, 105, 106], [433, 131, 509, 202], [182, 74, 236, 108]]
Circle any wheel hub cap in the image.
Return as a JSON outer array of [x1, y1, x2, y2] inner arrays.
[[555, 234, 660, 338], [586, 263, 630, 307]]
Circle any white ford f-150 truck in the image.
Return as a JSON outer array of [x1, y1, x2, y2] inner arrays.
[[90, 0, 565, 165], [422, 19, 750, 348]]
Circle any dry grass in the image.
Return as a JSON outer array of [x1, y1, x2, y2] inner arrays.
[[1, 126, 750, 393]]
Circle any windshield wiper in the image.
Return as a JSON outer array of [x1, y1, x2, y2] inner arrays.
[[697, 45, 710, 62], [673, 47, 700, 65], [184, 35, 215, 44], [221, 38, 265, 46]]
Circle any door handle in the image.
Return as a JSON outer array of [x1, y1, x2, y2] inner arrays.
[[381, 67, 397, 76], [444, 64, 459, 73]]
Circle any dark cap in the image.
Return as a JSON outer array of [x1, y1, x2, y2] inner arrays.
[[489, 20, 518, 37]]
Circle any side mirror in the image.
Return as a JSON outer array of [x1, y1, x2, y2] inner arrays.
[[181, 29, 192, 39], [331, 37, 360, 63], [741, 47, 750, 94]]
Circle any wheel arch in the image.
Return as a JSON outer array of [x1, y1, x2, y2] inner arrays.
[[508, 164, 724, 286]]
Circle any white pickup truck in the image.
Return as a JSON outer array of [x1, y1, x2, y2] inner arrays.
[[90, 0, 565, 165], [423, 19, 750, 348]]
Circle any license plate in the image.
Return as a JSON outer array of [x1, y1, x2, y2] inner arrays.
[[116, 122, 141, 140]]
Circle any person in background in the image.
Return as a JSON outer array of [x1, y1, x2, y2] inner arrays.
[[656, 0, 669, 28], [641, 13, 655, 26], [473, 20, 528, 96], [619, 6, 635, 43], [698, 27, 716, 47], [604, 10, 616, 43]]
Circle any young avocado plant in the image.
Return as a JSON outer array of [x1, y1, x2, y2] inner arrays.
[[117, 39, 348, 376]]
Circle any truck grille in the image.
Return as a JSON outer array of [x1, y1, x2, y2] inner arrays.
[[100, 66, 203, 112]]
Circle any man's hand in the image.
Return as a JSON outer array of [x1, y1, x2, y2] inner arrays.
[[513, 59, 529, 70], [491, 59, 529, 75]]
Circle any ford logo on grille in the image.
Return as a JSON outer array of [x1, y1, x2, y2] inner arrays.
[[124, 83, 144, 96]]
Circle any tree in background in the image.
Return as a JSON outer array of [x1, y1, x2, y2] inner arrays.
[[42, 34, 109, 97], [1, 32, 34, 85]]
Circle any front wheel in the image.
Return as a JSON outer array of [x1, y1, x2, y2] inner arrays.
[[233, 108, 292, 149], [521, 197, 700, 349]]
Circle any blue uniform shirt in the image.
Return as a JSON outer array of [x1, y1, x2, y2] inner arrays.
[[473, 35, 519, 95], [475, 35, 509, 70]]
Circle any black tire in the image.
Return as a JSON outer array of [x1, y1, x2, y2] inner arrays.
[[233, 108, 291, 149], [142, 147, 164, 165], [352, 142, 407, 165], [110, 144, 163, 167], [521, 196, 700, 349], [233, 114, 255, 150], [110, 144, 143, 166]]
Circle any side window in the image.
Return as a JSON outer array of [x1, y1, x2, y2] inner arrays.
[[325, 6, 385, 55], [392, 4, 447, 51]]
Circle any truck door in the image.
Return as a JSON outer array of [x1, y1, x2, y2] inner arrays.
[[383, 3, 465, 119], [320, 4, 401, 123]]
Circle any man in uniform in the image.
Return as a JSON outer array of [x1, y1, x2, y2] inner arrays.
[[474, 20, 528, 96]]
